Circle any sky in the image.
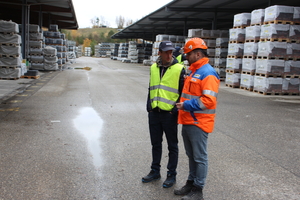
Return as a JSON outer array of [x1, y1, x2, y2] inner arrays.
[[72, 0, 173, 28]]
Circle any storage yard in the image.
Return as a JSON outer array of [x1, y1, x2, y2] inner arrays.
[[0, 0, 300, 199]]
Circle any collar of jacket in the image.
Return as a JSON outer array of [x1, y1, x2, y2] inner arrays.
[[189, 57, 209, 72], [156, 56, 178, 68]]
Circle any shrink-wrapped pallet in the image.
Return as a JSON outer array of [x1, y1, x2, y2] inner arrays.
[[207, 48, 215, 57], [256, 59, 285, 76], [44, 63, 58, 71], [254, 76, 283, 93], [29, 32, 43, 40], [0, 45, 21, 56], [233, 13, 251, 27], [284, 60, 300, 75], [210, 30, 221, 38], [243, 42, 258, 57], [289, 25, 300, 41], [229, 28, 245, 42], [242, 58, 256, 74], [294, 7, 300, 23], [0, 68, 21, 78], [226, 58, 242, 71], [0, 20, 19, 33], [29, 55, 44, 63], [257, 41, 287, 57], [0, 56, 21, 66], [240, 74, 254, 89], [31, 63, 44, 70], [156, 34, 169, 41], [43, 46, 57, 56], [264, 5, 294, 22], [260, 24, 290, 40], [204, 39, 216, 47], [214, 57, 227, 67], [29, 40, 42, 48], [43, 31, 60, 38], [251, 9, 265, 25], [282, 78, 300, 94], [29, 48, 43, 55], [219, 30, 229, 38], [49, 24, 58, 32], [287, 43, 300, 59], [228, 43, 244, 57], [215, 47, 228, 57], [215, 67, 226, 78], [245, 25, 261, 41], [0, 34, 21, 44], [216, 38, 229, 47], [225, 72, 241, 86]]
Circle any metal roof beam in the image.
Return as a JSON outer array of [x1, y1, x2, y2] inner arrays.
[[165, 6, 251, 13]]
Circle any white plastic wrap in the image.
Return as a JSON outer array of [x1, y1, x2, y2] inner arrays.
[[216, 38, 229, 47], [30, 63, 44, 70], [284, 60, 300, 75], [49, 24, 58, 32], [207, 48, 215, 57], [254, 76, 283, 93], [251, 9, 265, 25], [44, 62, 58, 70], [215, 47, 228, 57], [0, 33, 21, 44], [156, 34, 170, 41], [282, 78, 300, 93], [204, 39, 216, 47], [228, 43, 244, 57], [233, 13, 251, 27], [29, 32, 43, 40], [0, 56, 21, 66], [245, 25, 261, 41], [242, 58, 256, 72], [44, 56, 58, 63], [0, 45, 21, 56], [255, 59, 285, 75], [240, 74, 254, 88], [43, 46, 57, 56], [289, 25, 300, 40], [0, 68, 21, 78], [226, 58, 242, 70], [29, 55, 44, 63], [29, 48, 43, 55], [29, 41, 42, 48], [257, 41, 287, 57], [214, 57, 227, 67], [225, 72, 241, 85], [287, 43, 300, 58], [0, 20, 19, 33], [260, 24, 290, 40], [229, 28, 245, 42], [264, 5, 294, 22], [243, 42, 258, 56], [294, 7, 300, 23]]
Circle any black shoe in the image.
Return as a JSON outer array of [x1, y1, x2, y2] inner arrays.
[[181, 186, 203, 200], [142, 170, 161, 183], [174, 180, 194, 195], [162, 174, 176, 188]]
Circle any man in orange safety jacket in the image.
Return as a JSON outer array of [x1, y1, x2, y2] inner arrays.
[[174, 37, 220, 200]]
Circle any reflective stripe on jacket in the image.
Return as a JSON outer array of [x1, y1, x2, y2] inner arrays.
[[178, 59, 220, 133], [150, 63, 184, 111]]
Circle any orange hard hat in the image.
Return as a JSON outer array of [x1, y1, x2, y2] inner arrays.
[[183, 38, 208, 54]]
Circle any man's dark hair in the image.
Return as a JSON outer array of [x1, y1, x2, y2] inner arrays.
[[193, 48, 208, 57]]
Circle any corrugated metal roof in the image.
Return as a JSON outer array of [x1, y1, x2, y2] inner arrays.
[[111, 0, 300, 41], [0, 0, 78, 29]]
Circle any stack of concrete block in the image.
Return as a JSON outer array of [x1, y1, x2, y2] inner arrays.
[[128, 41, 138, 63], [26, 24, 44, 70], [43, 46, 58, 70], [0, 20, 23, 79], [117, 43, 128, 61]]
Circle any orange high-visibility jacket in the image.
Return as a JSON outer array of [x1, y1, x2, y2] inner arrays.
[[178, 58, 220, 133]]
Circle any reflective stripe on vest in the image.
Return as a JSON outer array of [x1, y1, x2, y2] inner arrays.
[[150, 63, 183, 111]]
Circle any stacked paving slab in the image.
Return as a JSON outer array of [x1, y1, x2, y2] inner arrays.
[[0, 20, 24, 79]]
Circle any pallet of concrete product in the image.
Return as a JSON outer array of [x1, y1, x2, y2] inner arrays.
[[0, 20, 19, 33], [243, 42, 258, 57], [143, 60, 152, 66], [29, 32, 43, 41], [289, 25, 300, 41], [226, 57, 242, 73], [29, 55, 44, 63], [44, 56, 58, 63], [287, 43, 300, 60], [29, 48, 43, 55], [0, 56, 21, 66], [294, 7, 300, 24], [253, 76, 283, 95], [282, 78, 300, 95], [49, 24, 58, 32], [0, 67, 21, 79], [43, 46, 57, 56], [257, 41, 287, 58], [214, 57, 227, 68], [256, 59, 285, 77], [0, 33, 21, 44], [251, 9, 265, 25], [245, 25, 261, 42], [229, 28, 245, 43], [228, 43, 244, 57], [30, 63, 44, 70], [260, 24, 290, 40], [216, 38, 229, 47], [0, 45, 21, 56], [240, 74, 254, 91], [225, 72, 241, 88], [233, 13, 251, 28], [264, 5, 294, 23], [44, 62, 58, 71], [284, 60, 300, 76]]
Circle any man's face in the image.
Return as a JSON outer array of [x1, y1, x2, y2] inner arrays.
[[185, 50, 199, 65], [159, 50, 173, 64]]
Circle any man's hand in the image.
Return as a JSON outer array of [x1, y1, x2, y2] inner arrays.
[[176, 102, 184, 110]]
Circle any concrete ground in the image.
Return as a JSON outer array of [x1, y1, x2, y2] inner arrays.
[[0, 57, 299, 200]]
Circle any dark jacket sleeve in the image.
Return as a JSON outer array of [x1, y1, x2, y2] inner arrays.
[[146, 86, 152, 112]]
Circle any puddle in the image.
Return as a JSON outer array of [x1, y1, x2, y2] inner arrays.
[[73, 107, 104, 168]]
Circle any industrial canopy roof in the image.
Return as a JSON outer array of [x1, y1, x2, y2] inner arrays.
[[0, 0, 78, 29], [111, 0, 300, 41]]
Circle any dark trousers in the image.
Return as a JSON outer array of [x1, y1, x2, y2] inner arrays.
[[148, 111, 178, 175]]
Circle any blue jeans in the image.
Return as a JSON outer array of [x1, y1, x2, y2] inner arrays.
[[182, 125, 208, 188], [148, 111, 178, 175]]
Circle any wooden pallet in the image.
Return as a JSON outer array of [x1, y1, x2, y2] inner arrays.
[[255, 73, 283, 78], [0, 43, 20, 47], [245, 39, 259, 43], [20, 75, 40, 79], [281, 92, 300, 96], [226, 69, 241, 73], [259, 38, 289, 42], [253, 90, 282, 95], [240, 86, 253, 91], [229, 40, 244, 44], [0, 54, 20, 58], [0, 77, 19, 80], [225, 83, 240, 88], [283, 74, 300, 78], [256, 56, 285, 60], [243, 55, 256, 59], [241, 71, 255, 75], [233, 25, 247, 29], [263, 20, 293, 25], [227, 55, 243, 59]]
